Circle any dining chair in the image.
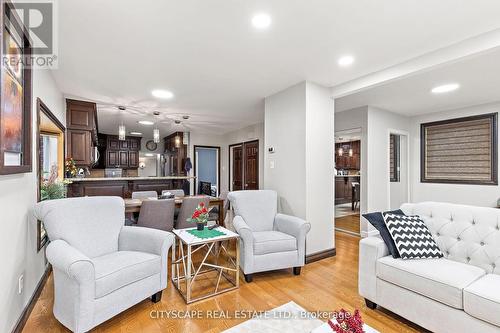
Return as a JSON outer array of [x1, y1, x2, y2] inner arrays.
[[209, 190, 228, 222], [175, 196, 210, 229], [161, 189, 185, 197], [131, 191, 158, 199], [137, 199, 175, 231]]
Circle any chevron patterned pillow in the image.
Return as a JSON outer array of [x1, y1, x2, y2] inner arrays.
[[382, 213, 443, 260]]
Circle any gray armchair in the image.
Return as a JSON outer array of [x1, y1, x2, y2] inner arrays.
[[228, 190, 311, 282], [34, 196, 174, 333]]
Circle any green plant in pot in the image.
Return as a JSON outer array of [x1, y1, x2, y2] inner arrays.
[[187, 202, 209, 231], [41, 165, 69, 201]]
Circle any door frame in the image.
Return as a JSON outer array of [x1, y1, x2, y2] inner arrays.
[[228, 139, 259, 191], [193, 145, 221, 196]]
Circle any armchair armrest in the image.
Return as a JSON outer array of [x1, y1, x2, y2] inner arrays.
[[232, 215, 254, 273], [46, 239, 95, 283], [118, 226, 174, 256], [274, 213, 310, 240], [359, 237, 389, 302], [274, 214, 310, 264]]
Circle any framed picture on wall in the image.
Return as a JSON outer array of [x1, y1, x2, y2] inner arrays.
[[0, 2, 33, 175]]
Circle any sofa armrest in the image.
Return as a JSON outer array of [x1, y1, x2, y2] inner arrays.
[[359, 237, 389, 302], [119, 226, 174, 288], [46, 239, 95, 286]]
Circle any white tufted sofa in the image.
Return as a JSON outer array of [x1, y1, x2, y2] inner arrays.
[[359, 202, 500, 333]]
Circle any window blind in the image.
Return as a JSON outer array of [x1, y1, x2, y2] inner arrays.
[[421, 113, 497, 184]]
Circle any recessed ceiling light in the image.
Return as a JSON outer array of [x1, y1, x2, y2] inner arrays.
[[338, 55, 354, 67], [151, 89, 174, 99], [130, 131, 142, 135], [431, 83, 460, 94], [252, 13, 271, 29], [138, 120, 154, 126]]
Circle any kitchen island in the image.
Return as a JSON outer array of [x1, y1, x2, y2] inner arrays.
[[65, 176, 194, 198]]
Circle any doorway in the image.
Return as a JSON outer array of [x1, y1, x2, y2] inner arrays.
[[388, 131, 409, 210], [334, 128, 362, 236], [194, 145, 220, 196], [229, 140, 259, 191]]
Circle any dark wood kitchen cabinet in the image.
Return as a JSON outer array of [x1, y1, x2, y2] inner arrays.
[[335, 176, 360, 205], [102, 134, 141, 169], [67, 129, 91, 165], [335, 140, 360, 170], [164, 132, 187, 175], [66, 99, 98, 166]]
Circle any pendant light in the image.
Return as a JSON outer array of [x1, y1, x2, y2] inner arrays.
[[153, 127, 160, 143], [349, 148, 353, 157], [118, 106, 126, 140], [174, 134, 181, 148], [338, 147, 343, 156]]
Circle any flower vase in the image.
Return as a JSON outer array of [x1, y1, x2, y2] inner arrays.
[[196, 221, 205, 231]]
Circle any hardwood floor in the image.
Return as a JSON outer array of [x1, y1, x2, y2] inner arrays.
[[335, 214, 361, 234], [23, 233, 427, 333]]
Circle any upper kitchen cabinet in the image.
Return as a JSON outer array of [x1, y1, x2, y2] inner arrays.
[[66, 99, 98, 132], [66, 99, 98, 166], [335, 140, 360, 170], [101, 134, 141, 169]]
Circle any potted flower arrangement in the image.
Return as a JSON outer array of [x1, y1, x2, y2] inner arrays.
[[65, 157, 77, 178], [41, 165, 70, 201], [328, 309, 365, 333], [187, 202, 209, 231]]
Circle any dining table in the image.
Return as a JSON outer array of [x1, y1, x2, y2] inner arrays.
[[124, 196, 226, 227]]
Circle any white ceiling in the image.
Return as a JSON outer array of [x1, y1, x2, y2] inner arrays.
[[335, 47, 500, 115], [52, 0, 500, 135]]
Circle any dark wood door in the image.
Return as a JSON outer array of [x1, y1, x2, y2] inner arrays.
[[67, 129, 91, 165], [244, 141, 259, 190], [232, 145, 243, 190]]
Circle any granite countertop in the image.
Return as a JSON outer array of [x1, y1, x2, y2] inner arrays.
[[65, 176, 194, 182]]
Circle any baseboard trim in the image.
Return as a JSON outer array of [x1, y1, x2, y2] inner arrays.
[[12, 265, 51, 333], [305, 248, 336, 264]]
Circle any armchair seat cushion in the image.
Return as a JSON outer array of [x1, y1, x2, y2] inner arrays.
[[253, 231, 297, 255], [464, 274, 500, 326], [92, 251, 161, 298]]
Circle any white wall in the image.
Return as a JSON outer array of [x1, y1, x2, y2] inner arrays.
[[0, 69, 64, 333], [410, 102, 500, 207], [265, 82, 307, 218], [265, 81, 334, 255], [305, 82, 335, 254]]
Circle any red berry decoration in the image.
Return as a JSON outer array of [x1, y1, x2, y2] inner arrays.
[[327, 309, 365, 333]]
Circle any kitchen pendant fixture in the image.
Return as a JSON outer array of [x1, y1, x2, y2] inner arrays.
[[338, 147, 343, 156], [118, 106, 126, 140], [153, 127, 160, 143], [118, 123, 126, 141], [183, 131, 190, 145], [349, 148, 353, 157]]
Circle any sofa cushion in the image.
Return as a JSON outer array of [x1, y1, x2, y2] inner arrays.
[[362, 209, 405, 258], [464, 274, 500, 326], [253, 231, 297, 255], [92, 251, 161, 298], [377, 256, 485, 309]]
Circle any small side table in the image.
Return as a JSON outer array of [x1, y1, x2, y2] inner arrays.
[[171, 227, 240, 303]]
